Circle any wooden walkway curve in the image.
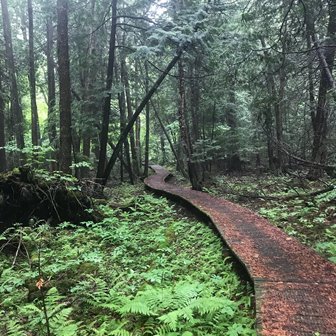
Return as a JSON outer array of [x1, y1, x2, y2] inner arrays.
[[144, 165, 336, 336]]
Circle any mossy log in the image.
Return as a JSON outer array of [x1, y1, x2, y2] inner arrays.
[[0, 167, 96, 231]]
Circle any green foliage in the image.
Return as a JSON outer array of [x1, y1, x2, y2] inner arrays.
[[0, 191, 255, 335]]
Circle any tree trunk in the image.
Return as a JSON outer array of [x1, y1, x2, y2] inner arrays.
[[27, 0, 40, 146], [1, 0, 25, 149], [226, 76, 241, 172], [46, 16, 57, 146], [102, 49, 183, 185], [0, 72, 6, 172], [116, 60, 134, 184], [96, 0, 117, 179], [143, 62, 150, 177], [151, 100, 187, 177], [177, 60, 202, 191], [276, 65, 285, 172], [81, 0, 97, 178], [309, 0, 336, 178], [121, 56, 139, 177], [57, 0, 72, 173], [260, 37, 279, 171], [189, 59, 201, 141]]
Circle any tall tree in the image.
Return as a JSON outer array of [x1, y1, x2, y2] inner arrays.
[[57, 0, 72, 173], [96, 0, 118, 179], [0, 68, 6, 172], [177, 60, 202, 190], [46, 14, 57, 147], [143, 62, 150, 177], [121, 54, 140, 177], [1, 0, 25, 149], [27, 0, 40, 146], [309, 0, 336, 177]]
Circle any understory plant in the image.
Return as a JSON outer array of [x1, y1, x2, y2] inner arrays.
[[0, 190, 255, 335]]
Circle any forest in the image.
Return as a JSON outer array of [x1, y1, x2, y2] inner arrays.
[[1, 0, 336, 335]]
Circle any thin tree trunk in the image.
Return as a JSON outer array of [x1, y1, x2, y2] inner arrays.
[[135, 62, 141, 172], [102, 49, 183, 185], [46, 16, 57, 146], [0, 72, 6, 172], [81, 0, 96, 178], [1, 0, 25, 149], [46, 16, 57, 171], [189, 59, 201, 141], [143, 62, 150, 177], [57, 0, 72, 173], [151, 100, 187, 177], [96, 0, 118, 179], [116, 61, 134, 184], [260, 37, 277, 170], [276, 66, 285, 171], [177, 60, 202, 191], [27, 0, 40, 146], [121, 57, 139, 176]]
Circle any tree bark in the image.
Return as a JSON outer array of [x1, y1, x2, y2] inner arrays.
[[116, 60, 134, 184], [96, 0, 118, 179], [102, 49, 183, 185], [177, 60, 202, 191], [143, 62, 150, 177], [46, 16, 57, 146], [57, 0, 72, 173], [0, 71, 6, 172], [309, 0, 336, 178], [27, 0, 40, 146], [1, 0, 25, 149], [121, 56, 139, 176]]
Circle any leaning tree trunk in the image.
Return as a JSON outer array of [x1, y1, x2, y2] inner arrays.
[[1, 0, 25, 150], [96, 0, 118, 180], [115, 59, 134, 184], [102, 49, 183, 185], [27, 0, 40, 146], [151, 100, 187, 177], [57, 0, 72, 173]]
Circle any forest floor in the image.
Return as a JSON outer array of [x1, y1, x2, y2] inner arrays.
[[202, 172, 336, 264], [0, 179, 256, 336]]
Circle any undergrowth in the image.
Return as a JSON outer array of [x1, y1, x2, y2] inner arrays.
[[0, 186, 255, 335], [205, 174, 336, 263]]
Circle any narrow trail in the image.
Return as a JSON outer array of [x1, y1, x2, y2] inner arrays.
[[144, 165, 336, 336]]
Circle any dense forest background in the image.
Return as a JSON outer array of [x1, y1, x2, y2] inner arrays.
[[1, 0, 336, 187]]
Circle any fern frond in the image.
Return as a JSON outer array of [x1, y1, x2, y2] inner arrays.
[[119, 299, 155, 316], [110, 329, 133, 336], [4, 320, 26, 336]]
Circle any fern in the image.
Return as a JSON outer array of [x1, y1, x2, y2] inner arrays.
[[119, 299, 156, 316], [110, 329, 133, 336], [0, 193, 256, 336], [4, 320, 26, 336]]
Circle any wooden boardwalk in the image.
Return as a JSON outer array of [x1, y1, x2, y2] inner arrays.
[[144, 165, 336, 336]]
